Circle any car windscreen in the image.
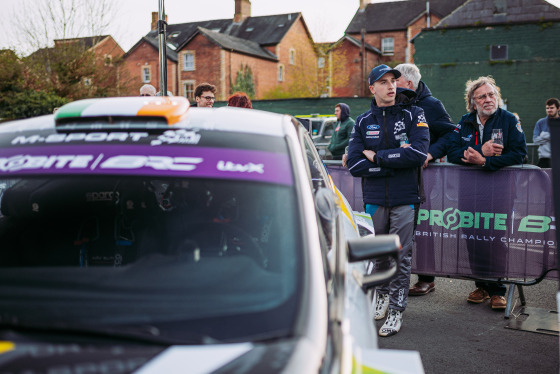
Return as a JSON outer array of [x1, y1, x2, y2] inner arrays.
[[0, 132, 303, 344], [0, 175, 302, 343]]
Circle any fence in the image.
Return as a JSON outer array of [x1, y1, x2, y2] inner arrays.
[[326, 162, 557, 281]]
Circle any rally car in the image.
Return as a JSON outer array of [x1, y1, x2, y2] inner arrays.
[[0, 96, 423, 373]]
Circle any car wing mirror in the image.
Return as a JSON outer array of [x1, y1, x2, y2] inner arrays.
[[347, 234, 401, 291]]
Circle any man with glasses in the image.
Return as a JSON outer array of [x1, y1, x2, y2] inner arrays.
[[193, 83, 217, 107], [140, 84, 157, 97], [447, 76, 526, 310]]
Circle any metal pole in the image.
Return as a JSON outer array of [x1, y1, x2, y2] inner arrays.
[[426, 1, 430, 28], [158, 0, 168, 96]]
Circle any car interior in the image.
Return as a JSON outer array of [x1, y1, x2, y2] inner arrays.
[[0, 176, 297, 272]]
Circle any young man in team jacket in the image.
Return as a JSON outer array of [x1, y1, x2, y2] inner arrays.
[[347, 65, 430, 337]]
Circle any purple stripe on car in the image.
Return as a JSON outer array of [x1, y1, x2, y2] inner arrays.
[[0, 145, 293, 186]]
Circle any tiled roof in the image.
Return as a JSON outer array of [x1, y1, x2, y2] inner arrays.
[[435, 0, 560, 28], [229, 13, 303, 46], [132, 12, 303, 58], [346, 0, 467, 33], [342, 35, 382, 54], [197, 27, 278, 60], [54, 35, 110, 50]]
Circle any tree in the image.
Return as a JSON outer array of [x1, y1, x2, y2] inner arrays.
[[9, 0, 118, 56], [231, 64, 255, 98]]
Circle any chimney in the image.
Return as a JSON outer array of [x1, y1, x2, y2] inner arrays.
[[359, 0, 369, 10], [151, 11, 168, 31], [234, 0, 251, 23]]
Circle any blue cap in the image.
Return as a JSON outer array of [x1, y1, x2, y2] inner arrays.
[[368, 64, 401, 85]]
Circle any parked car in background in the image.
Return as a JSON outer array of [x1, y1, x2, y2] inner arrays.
[[295, 114, 337, 159], [0, 97, 423, 373]]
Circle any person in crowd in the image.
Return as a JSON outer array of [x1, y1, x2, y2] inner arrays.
[[447, 76, 527, 310], [140, 84, 156, 97], [156, 91, 173, 96], [328, 103, 355, 160], [193, 83, 217, 107], [227, 92, 253, 108], [394, 63, 455, 296], [533, 98, 559, 168], [347, 64, 429, 337]]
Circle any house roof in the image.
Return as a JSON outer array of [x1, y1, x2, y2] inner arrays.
[[129, 12, 304, 59], [196, 27, 278, 60], [53, 35, 110, 50], [345, 0, 467, 33], [435, 0, 560, 28], [340, 35, 382, 54]]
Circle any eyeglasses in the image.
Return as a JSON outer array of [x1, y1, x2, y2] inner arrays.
[[474, 92, 496, 101], [201, 96, 215, 101], [140, 93, 153, 97]]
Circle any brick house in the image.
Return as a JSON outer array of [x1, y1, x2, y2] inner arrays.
[[122, 0, 318, 101], [28, 35, 126, 97], [345, 0, 466, 65], [326, 35, 381, 98], [413, 0, 560, 138]]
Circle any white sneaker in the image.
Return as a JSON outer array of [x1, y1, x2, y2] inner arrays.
[[379, 309, 403, 337], [374, 293, 390, 320]]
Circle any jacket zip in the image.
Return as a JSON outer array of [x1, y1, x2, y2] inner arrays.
[[382, 109, 389, 206]]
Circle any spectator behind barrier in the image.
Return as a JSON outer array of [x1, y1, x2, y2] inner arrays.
[[227, 92, 253, 108], [533, 97, 559, 168], [447, 76, 527, 310], [394, 63, 455, 296]]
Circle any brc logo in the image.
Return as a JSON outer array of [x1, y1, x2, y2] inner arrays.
[[417, 208, 555, 233]]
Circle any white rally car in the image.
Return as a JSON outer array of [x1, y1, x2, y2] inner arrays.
[[0, 97, 423, 373]]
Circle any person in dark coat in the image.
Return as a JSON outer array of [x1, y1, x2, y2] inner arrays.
[[328, 103, 355, 160], [395, 63, 456, 296], [447, 76, 527, 310], [347, 64, 429, 337]]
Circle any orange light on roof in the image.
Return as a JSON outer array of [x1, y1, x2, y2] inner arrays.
[[137, 97, 190, 125]]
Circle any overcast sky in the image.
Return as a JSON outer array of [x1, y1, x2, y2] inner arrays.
[[1, 0, 559, 55]]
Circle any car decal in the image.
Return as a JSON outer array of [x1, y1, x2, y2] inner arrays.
[[0, 145, 293, 186], [0, 341, 15, 355], [135, 343, 253, 374], [54, 97, 190, 125]]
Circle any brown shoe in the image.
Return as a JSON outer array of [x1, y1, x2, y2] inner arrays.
[[409, 281, 435, 296], [467, 288, 490, 303], [491, 295, 507, 309]]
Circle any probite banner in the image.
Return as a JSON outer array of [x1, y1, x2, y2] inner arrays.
[[327, 163, 557, 279]]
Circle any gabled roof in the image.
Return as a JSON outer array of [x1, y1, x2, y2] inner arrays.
[[435, 0, 560, 28], [346, 0, 466, 33], [128, 12, 304, 58], [54, 35, 110, 50], [196, 27, 278, 60], [229, 13, 304, 46], [126, 36, 179, 63], [337, 35, 381, 54]]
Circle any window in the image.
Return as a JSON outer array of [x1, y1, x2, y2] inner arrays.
[[289, 48, 296, 65], [317, 57, 325, 69], [183, 80, 195, 100], [104, 54, 112, 66], [490, 45, 508, 61], [183, 51, 195, 71], [278, 65, 284, 82], [142, 66, 151, 83], [83, 77, 92, 87], [381, 37, 394, 55]]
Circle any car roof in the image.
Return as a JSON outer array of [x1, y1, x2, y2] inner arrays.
[[0, 97, 297, 139]]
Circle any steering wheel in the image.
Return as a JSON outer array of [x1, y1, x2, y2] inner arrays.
[[176, 222, 267, 268]]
